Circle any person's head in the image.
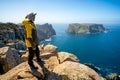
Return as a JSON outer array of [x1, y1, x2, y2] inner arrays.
[[25, 12, 36, 22]]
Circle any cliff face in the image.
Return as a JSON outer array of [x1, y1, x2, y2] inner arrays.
[[36, 23, 56, 41], [0, 23, 25, 48], [66, 23, 106, 34], [0, 22, 56, 48]]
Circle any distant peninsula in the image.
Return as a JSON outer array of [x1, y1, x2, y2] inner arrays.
[[66, 23, 106, 34]]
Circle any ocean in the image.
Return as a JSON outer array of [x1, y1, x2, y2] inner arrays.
[[41, 23, 120, 76]]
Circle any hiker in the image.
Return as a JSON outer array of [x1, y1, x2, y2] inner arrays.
[[22, 12, 43, 69]]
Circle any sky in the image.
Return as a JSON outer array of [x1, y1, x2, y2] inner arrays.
[[0, 0, 120, 24]]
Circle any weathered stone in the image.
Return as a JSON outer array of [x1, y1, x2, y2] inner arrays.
[[21, 52, 29, 62], [0, 47, 21, 73], [22, 45, 58, 62], [44, 56, 59, 72], [22, 51, 59, 75], [0, 61, 44, 80], [43, 44, 58, 53], [49, 61, 104, 80], [41, 52, 57, 60], [57, 52, 79, 63], [15, 40, 26, 50], [106, 73, 120, 80]]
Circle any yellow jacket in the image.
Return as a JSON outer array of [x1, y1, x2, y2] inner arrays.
[[22, 19, 38, 47]]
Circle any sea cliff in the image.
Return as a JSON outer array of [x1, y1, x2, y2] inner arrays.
[[66, 23, 106, 34], [36, 23, 56, 41], [0, 22, 56, 48]]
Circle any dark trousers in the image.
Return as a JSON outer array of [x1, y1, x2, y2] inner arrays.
[[28, 46, 41, 66]]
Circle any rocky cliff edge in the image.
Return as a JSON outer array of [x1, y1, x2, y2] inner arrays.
[[0, 45, 106, 80]]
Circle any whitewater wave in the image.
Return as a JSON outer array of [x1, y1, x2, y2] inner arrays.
[[45, 38, 51, 41]]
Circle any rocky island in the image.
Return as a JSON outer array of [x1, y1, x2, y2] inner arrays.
[[66, 23, 106, 34]]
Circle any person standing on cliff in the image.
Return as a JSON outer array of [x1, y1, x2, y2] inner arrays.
[[22, 12, 44, 69]]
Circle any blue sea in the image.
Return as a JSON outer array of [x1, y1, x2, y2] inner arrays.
[[42, 23, 120, 76]]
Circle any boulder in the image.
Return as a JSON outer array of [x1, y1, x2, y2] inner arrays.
[[43, 44, 58, 53], [0, 47, 21, 73], [15, 40, 26, 50], [40, 45, 59, 72], [57, 52, 79, 63], [41, 52, 58, 60], [22, 45, 58, 62], [44, 55, 59, 72], [22, 51, 59, 73], [48, 61, 104, 80], [106, 73, 120, 80], [21, 52, 29, 62], [0, 61, 44, 80]]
